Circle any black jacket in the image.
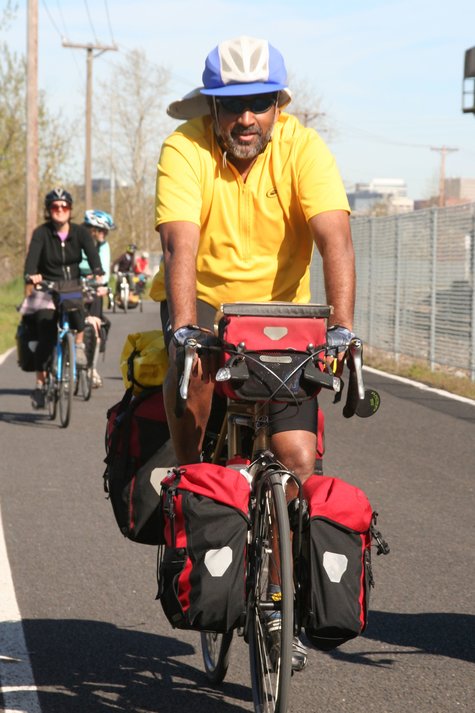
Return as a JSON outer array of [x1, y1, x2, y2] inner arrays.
[[24, 222, 103, 282]]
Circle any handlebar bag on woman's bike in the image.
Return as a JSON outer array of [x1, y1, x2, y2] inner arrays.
[[158, 463, 251, 633], [217, 304, 328, 402], [297, 475, 382, 651], [54, 280, 85, 312]]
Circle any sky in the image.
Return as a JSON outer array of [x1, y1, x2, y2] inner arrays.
[[6, 0, 475, 199]]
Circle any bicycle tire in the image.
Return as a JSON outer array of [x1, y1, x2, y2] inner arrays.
[[122, 284, 129, 314], [200, 631, 234, 684], [45, 369, 57, 421], [80, 367, 93, 401], [58, 332, 74, 428], [248, 472, 293, 713]]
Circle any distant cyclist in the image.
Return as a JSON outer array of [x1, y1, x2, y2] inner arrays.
[[112, 243, 137, 275], [112, 243, 138, 304], [134, 250, 152, 278], [24, 188, 103, 408], [81, 209, 116, 387]]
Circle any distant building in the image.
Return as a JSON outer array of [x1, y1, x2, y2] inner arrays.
[[347, 178, 412, 215], [369, 178, 407, 197], [444, 178, 475, 204]]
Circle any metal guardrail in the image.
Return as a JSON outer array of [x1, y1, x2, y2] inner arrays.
[[311, 202, 475, 380]]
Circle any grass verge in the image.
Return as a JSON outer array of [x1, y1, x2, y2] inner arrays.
[[365, 347, 475, 401], [0, 278, 24, 356]]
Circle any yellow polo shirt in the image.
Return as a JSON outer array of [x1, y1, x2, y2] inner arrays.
[[153, 113, 349, 308]]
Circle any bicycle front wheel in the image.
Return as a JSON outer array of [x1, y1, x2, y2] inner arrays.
[[248, 472, 293, 713], [200, 630, 233, 684], [58, 332, 74, 428]]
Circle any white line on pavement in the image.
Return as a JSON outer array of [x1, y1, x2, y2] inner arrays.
[[364, 366, 475, 406], [0, 506, 42, 713]]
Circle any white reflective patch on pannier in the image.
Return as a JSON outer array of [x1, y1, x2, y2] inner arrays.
[[323, 552, 348, 583], [205, 546, 233, 576], [263, 326, 288, 340]]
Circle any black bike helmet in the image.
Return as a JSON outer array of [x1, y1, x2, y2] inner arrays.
[[127, 243, 137, 253], [45, 187, 73, 208]]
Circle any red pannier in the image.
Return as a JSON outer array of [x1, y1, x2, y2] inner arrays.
[[298, 475, 380, 651], [217, 302, 331, 403], [104, 386, 170, 544], [157, 463, 251, 633]]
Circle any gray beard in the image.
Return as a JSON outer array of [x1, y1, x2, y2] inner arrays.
[[220, 125, 273, 159]]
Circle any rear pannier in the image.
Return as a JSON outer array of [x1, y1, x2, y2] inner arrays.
[[157, 463, 251, 633]]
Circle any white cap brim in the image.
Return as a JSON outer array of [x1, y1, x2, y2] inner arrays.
[[167, 86, 292, 121]]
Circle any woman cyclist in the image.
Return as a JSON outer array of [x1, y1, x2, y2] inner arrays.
[[24, 188, 103, 409]]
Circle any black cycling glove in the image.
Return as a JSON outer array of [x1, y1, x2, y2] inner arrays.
[[172, 324, 219, 349], [326, 325, 355, 355]]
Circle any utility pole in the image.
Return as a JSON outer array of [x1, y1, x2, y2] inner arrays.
[[26, 0, 38, 250], [431, 145, 459, 207], [62, 40, 118, 208]]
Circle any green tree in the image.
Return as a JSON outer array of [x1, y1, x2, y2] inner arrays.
[[0, 4, 72, 282], [95, 49, 171, 256]]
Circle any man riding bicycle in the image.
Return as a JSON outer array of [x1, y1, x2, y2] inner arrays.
[[154, 35, 355, 670]]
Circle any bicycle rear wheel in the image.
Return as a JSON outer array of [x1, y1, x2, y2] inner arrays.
[[58, 332, 74, 428], [45, 369, 57, 421], [79, 367, 93, 401], [200, 631, 234, 684], [248, 472, 293, 713]]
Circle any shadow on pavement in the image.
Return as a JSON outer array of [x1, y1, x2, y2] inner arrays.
[[321, 611, 475, 667], [3, 618, 251, 713]]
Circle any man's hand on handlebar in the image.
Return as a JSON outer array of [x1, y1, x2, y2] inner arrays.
[[326, 324, 355, 376], [172, 325, 220, 385]]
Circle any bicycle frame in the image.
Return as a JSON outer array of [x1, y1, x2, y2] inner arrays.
[[55, 310, 76, 383]]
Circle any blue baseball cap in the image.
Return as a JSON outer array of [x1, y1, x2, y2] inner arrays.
[[167, 36, 292, 120]]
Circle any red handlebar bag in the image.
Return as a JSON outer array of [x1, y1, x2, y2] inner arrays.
[[217, 302, 330, 402]]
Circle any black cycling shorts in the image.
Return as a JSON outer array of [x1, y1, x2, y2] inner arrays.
[[160, 299, 318, 436]]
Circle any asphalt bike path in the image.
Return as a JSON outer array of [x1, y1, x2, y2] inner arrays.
[[0, 300, 473, 713]]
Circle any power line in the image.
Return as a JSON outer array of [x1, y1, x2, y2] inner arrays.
[[40, 0, 62, 38], [103, 0, 116, 45], [83, 0, 99, 43], [41, 0, 82, 77], [55, 0, 69, 38]]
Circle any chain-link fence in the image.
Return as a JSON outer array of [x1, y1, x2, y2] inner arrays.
[[311, 202, 475, 380]]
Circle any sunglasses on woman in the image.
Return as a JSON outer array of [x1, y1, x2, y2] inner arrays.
[[217, 93, 279, 115]]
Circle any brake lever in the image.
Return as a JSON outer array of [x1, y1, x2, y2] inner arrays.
[[343, 338, 381, 418], [179, 338, 199, 401]]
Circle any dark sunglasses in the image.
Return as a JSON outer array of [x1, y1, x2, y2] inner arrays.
[[50, 202, 71, 212], [217, 93, 278, 115]]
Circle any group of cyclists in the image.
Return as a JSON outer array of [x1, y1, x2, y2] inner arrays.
[[23, 187, 150, 407]]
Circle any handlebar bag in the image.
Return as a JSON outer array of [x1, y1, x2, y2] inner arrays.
[[298, 475, 377, 651], [158, 463, 251, 633], [103, 386, 170, 544], [218, 306, 328, 402]]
